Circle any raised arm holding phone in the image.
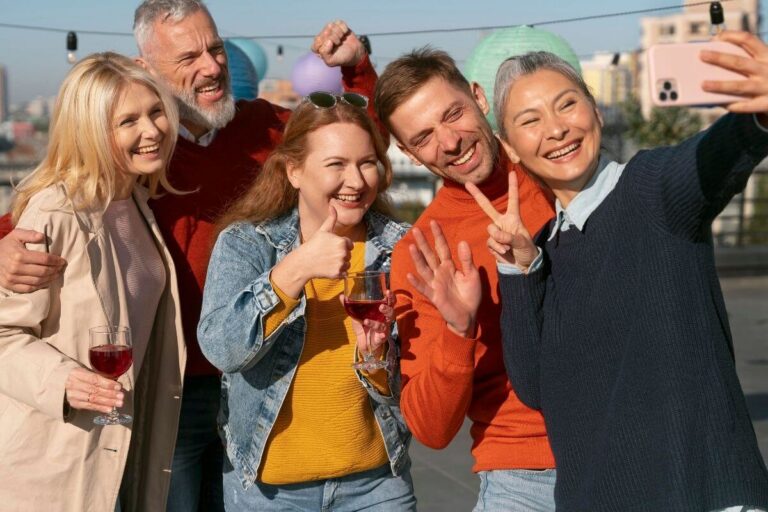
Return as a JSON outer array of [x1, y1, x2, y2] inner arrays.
[[408, 30, 768, 511]]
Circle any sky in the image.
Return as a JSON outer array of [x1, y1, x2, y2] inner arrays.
[[1, 0, 766, 105]]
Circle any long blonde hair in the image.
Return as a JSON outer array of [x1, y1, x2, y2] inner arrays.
[[11, 51, 180, 223], [216, 100, 394, 235]]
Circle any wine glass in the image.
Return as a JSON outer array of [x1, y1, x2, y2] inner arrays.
[[343, 271, 391, 372], [88, 325, 133, 425]]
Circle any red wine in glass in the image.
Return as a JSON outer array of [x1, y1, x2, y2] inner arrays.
[[89, 345, 133, 379], [89, 325, 133, 425], [344, 298, 387, 324], [344, 271, 391, 371]]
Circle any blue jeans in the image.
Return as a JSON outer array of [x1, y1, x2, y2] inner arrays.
[[473, 469, 556, 512], [167, 375, 224, 512], [223, 458, 416, 512]]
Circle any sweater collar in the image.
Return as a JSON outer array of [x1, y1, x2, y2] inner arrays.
[[548, 155, 626, 240], [65, 183, 152, 234]]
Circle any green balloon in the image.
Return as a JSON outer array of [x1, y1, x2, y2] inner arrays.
[[465, 26, 582, 130]]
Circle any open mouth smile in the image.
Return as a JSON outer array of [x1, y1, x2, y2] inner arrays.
[[133, 143, 160, 155], [545, 141, 581, 160], [334, 193, 362, 203], [450, 144, 476, 166], [196, 82, 222, 96]]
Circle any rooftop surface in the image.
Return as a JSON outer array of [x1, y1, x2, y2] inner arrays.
[[410, 275, 768, 511]]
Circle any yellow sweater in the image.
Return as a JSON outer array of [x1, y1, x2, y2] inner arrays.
[[259, 241, 390, 484]]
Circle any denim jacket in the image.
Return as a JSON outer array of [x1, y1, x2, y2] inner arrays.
[[198, 208, 411, 489]]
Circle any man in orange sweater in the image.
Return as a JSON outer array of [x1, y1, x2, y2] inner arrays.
[[374, 48, 557, 511]]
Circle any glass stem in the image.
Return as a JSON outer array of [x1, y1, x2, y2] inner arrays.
[[107, 379, 119, 420], [363, 326, 374, 362]]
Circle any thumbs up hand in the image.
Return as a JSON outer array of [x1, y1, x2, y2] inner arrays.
[[298, 206, 354, 280], [270, 206, 355, 299]]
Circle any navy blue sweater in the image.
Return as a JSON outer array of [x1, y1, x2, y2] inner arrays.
[[499, 113, 768, 511]]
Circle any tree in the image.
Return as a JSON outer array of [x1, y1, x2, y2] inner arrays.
[[392, 200, 426, 224], [622, 95, 702, 148], [746, 171, 768, 245], [0, 136, 13, 152], [30, 117, 49, 134]]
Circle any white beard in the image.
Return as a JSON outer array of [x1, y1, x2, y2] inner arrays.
[[174, 86, 236, 130]]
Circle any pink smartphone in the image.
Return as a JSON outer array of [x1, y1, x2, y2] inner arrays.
[[647, 41, 749, 107]]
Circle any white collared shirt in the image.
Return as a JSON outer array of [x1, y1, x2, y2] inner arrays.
[[498, 155, 626, 276], [178, 123, 218, 147]]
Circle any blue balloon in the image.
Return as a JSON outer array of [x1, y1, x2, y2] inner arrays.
[[228, 38, 268, 84], [224, 40, 259, 101]]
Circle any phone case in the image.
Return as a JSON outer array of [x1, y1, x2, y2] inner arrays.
[[647, 41, 749, 107]]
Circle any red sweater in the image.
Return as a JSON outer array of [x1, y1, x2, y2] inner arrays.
[[391, 152, 556, 471], [0, 214, 9, 237], [152, 99, 291, 375], [0, 56, 379, 377]]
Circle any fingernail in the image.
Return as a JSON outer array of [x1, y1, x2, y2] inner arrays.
[[117, 392, 124, 400]]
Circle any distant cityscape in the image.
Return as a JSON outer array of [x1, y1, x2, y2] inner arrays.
[[1, 0, 765, 245]]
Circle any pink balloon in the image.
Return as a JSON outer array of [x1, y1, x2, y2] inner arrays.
[[290, 52, 343, 96]]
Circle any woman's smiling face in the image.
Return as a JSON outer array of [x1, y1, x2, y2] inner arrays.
[[288, 122, 380, 238], [500, 68, 603, 206]]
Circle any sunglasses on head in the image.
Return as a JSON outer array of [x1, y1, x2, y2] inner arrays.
[[305, 91, 369, 109]]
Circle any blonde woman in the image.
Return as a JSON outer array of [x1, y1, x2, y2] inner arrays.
[[0, 52, 186, 512]]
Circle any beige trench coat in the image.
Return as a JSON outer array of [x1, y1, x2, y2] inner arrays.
[[0, 184, 186, 512]]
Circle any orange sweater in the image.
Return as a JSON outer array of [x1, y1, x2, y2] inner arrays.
[[392, 152, 556, 472]]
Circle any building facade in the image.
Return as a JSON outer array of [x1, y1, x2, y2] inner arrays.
[[639, 0, 759, 119], [637, 1, 763, 244], [0, 66, 8, 123]]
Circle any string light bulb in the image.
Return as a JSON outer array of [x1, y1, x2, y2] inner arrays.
[[359, 35, 372, 55], [66, 31, 78, 64], [709, 2, 725, 35]]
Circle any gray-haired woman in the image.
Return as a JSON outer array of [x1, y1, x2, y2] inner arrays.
[[415, 30, 768, 511]]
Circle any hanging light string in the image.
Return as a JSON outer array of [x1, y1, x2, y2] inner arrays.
[[0, 0, 737, 39], [0, 22, 124, 36]]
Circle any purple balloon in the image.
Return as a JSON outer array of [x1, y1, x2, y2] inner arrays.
[[290, 52, 343, 96]]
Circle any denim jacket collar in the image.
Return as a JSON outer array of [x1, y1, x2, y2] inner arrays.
[[256, 208, 407, 259]]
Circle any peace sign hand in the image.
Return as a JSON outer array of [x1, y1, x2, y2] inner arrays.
[[465, 172, 539, 271]]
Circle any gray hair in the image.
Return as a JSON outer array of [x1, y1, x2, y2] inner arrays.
[[493, 51, 596, 140], [133, 0, 210, 55]]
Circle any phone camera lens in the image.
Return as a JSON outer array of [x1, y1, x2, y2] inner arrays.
[[663, 81, 672, 90], [670, 91, 678, 101], [659, 91, 668, 101]]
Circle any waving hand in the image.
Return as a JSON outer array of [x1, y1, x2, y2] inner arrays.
[[407, 220, 481, 338]]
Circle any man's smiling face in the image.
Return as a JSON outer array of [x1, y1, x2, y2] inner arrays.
[[389, 77, 498, 185]]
